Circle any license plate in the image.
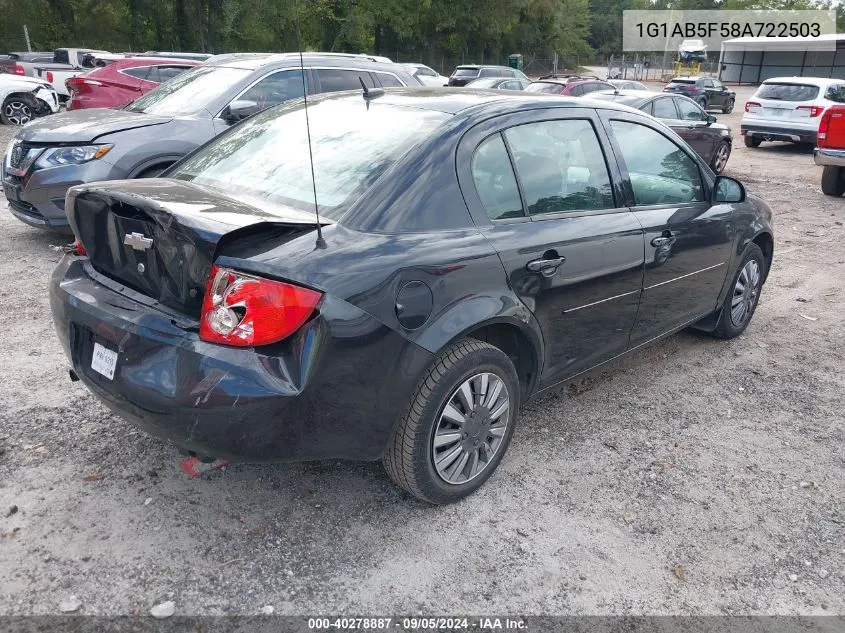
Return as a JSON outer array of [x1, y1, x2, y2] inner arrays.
[[762, 107, 789, 118], [91, 342, 118, 380]]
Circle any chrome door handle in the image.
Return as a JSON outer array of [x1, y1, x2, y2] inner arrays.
[[526, 256, 565, 277]]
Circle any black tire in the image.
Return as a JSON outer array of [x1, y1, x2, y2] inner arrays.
[[744, 135, 761, 148], [1, 94, 39, 125], [709, 141, 731, 174], [711, 244, 765, 339], [383, 338, 520, 504], [821, 165, 845, 197], [696, 97, 708, 110], [722, 99, 734, 114]]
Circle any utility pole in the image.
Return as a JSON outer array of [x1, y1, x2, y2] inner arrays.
[[23, 25, 32, 52]]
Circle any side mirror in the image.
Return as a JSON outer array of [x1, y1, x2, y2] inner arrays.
[[705, 114, 717, 124], [714, 176, 745, 203], [224, 100, 259, 123]]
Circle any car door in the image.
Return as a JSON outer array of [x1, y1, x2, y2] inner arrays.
[[599, 110, 734, 345], [702, 78, 726, 107], [673, 96, 717, 160], [458, 108, 645, 387]]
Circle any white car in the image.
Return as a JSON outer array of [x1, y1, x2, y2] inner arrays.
[[403, 63, 448, 87], [0, 75, 60, 125], [741, 76, 845, 148]]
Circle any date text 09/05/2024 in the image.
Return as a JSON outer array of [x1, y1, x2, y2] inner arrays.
[[635, 21, 822, 38], [307, 617, 528, 630]]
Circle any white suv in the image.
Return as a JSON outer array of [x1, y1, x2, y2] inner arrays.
[[0, 74, 60, 125], [741, 76, 845, 148]]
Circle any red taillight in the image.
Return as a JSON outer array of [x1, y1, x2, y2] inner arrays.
[[745, 101, 761, 112], [818, 109, 833, 147], [13, 64, 24, 75], [66, 76, 101, 94], [46, 71, 53, 83], [796, 105, 824, 118], [199, 265, 322, 347]]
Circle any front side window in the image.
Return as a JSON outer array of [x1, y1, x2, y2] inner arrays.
[[170, 99, 448, 219], [239, 69, 306, 110], [676, 98, 705, 121], [472, 134, 524, 220], [610, 120, 704, 206], [504, 119, 615, 215], [652, 98, 678, 119]]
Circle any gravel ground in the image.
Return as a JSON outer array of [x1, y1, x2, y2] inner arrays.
[[0, 85, 843, 617]]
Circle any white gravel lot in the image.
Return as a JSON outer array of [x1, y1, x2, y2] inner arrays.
[[0, 85, 843, 617]]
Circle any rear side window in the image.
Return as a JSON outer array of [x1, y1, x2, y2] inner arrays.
[[158, 66, 191, 82], [374, 72, 403, 87], [826, 84, 845, 103], [472, 134, 524, 220], [757, 83, 819, 101], [316, 68, 375, 92], [505, 119, 615, 215], [652, 98, 678, 119], [610, 120, 704, 205], [569, 84, 585, 97], [454, 68, 479, 77], [122, 66, 153, 81], [525, 82, 563, 94]]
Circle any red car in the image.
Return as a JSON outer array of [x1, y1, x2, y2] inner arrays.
[[525, 75, 614, 97], [66, 57, 199, 110], [815, 103, 845, 196]]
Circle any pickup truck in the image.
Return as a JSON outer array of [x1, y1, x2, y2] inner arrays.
[[814, 104, 845, 196], [34, 48, 109, 100], [0, 52, 55, 77]]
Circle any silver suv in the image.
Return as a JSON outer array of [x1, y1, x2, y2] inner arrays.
[[2, 52, 420, 232]]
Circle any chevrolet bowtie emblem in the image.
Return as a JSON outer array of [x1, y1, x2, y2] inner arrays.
[[123, 232, 153, 251]]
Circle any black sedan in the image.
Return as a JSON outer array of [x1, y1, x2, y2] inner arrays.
[[50, 89, 774, 504], [591, 89, 733, 174]]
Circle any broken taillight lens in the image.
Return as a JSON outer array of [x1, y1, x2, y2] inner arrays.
[[64, 239, 86, 256], [199, 265, 322, 347]]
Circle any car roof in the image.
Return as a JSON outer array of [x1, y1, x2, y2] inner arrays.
[[102, 56, 201, 68], [669, 75, 704, 81], [455, 64, 513, 70], [204, 52, 403, 70], [761, 76, 837, 86]]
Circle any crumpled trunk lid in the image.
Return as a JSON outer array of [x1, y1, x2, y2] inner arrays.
[[67, 179, 322, 316]]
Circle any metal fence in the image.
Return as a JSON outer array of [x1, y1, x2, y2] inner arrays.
[[604, 53, 720, 82]]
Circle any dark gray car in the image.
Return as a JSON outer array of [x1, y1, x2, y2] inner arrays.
[[591, 89, 733, 174], [1, 52, 420, 231]]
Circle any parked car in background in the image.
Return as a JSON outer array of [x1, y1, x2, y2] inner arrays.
[[0, 74, 59, 125], [663, 76, 735, 113], [526, 77, 614, 97], [67, 57, 200, 110], [2, 52, 419, 231], [814, 103, 845, 196], [591, 89, 733, 173], [49, 90, 773, 504], [447, 65, 528, 86], [34, 48, 110, 100], [608, 79, 648, 91], [0, 52, 55, 76], [140, 51, 213, 62], [403, 63, 448, 86], [742, 77, 845, 148], [464, 77, 530, 91]]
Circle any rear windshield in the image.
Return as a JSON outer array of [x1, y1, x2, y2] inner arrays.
[[170, 99, 449, 218], [525, 82, 562, 94], [757, 82, 819, 101], [125, 65, 251, 115], [668, 79, 696, 85], [453, 68, 479, 77]]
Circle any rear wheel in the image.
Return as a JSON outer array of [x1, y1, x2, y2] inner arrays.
[[744, 135, 761, 148], [722, 99, 734, 114], [1, 94, 38, 125], [696, 97, 708, 109], [821, 165, 845, 196], [383, 339, 520, 504], [711, 244, 765, 339], [710, 141, 731, 174], [135, 166, 168, 178]]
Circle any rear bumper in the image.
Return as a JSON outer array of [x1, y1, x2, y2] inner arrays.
[[49, 256, 434, 462], [740, 122, 817, 143], [814, 147, 845, 167]]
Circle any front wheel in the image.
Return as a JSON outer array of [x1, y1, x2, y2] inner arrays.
[[711, 244, 765, 339], [710, 141, 731, 174], [1, 94, 38, 125], [722, 99, 734, 114], [383, 339, 520, 504], [697, 98, 708, 110], [820, 165, 845, 196]]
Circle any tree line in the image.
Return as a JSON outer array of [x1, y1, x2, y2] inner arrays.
[[0, 0, 840, 72]]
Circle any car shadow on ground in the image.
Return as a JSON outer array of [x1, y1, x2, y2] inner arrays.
[[748, 142, 815, 156]]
